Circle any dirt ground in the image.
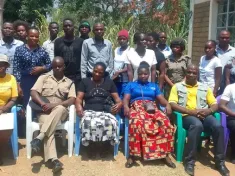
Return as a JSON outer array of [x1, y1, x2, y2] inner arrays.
[[0, 138, 235, 176]]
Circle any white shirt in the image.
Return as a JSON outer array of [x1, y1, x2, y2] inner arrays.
[[199, 55, 222, 90], [216, 45, 235, 70], [221, 83, 235, 112], [125, 48, 157, 81], [42, 38, 57, 61]]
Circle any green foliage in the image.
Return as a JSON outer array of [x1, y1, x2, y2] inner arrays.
[[3, 0, 53, 23]]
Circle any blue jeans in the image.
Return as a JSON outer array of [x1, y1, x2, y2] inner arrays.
[[183, 115, 225, 165]]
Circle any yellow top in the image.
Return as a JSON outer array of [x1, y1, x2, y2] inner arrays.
[[0, 74, 18, 106], [168, 82, 217, 110]]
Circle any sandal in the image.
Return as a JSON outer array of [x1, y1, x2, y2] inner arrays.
[[125, 158, 134, 168]]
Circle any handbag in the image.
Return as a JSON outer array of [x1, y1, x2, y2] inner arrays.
[[103, 96, 115, 113], [139, 85, 155, 114], [29, 96, 50, 112]]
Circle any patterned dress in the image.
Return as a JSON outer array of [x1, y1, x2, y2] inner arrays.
[[124, 81, 174, 160], [13, 44, 51, 107]]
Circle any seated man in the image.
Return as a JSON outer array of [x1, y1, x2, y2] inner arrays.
[[30, 57, 76, 173], [219, 83, 235, 164], [169, 64, 229, 176]]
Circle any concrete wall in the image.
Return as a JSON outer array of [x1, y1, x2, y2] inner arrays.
[[191, 1, 210, 64]]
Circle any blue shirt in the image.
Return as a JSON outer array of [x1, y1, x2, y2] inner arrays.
[[216, 45, 235, 69], [81, 38, 113, 78], [0, 39, 24, 74], [158, 45, 172, 58], [124, 81, 162, 103], [13, 44, 51, 82]]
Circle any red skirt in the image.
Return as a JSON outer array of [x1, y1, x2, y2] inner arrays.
[[129, 100, 174, 160]]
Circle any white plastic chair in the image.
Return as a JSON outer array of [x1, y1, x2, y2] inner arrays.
[[26, 102, 75, 159]]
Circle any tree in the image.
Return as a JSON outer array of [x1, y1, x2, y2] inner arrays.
[[3, 0, 53, 23], [0, 0, 6, 38]]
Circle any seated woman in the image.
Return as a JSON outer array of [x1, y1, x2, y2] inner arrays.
[[76, 62, 122, 158], [123, 61, 175, 168], [0, 55, 18, 165]]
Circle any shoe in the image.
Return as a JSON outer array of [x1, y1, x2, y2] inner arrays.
[[184, 163, 194, 176], [125, 158, 135, 168], [52, 160, 63, 173], [164, 158, 176, 169], [215, 162, 230, 176], [30, 138, 41, 153]]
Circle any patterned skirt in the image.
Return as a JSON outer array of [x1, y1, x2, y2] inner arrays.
[[129, 100, 175, 160], [80, 110, 119, 146]]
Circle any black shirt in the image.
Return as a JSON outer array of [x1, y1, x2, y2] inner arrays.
[[154, 47, 166, 71], [54, 36, 83, 79], [78, 78, 117, 111]]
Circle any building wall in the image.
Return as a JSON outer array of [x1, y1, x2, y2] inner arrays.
[[191, 1, 210, 64]]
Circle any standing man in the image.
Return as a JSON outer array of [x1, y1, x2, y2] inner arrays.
[[78, 20, 91, 40], [169, 64, 229, 176], [216, 30, 235, 68], [0, 22, 23, 74], [216, 30, 235, 94], [158, 32, 172, 58], [54, 18, 83, 87], [30, 57, 76, 173], [42, 22, 59, 61], [81, 23, 113, 78]]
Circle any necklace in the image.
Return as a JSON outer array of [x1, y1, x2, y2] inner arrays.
[[91, 78, 104, 87]]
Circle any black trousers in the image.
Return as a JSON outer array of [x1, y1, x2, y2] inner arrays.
[[183, 115, 225, 165], [227, 116, 235, 158]]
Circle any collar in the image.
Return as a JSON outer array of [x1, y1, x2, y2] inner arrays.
[[49, 73, 67, 82], [0, 38, 17, 46], [158, 44, 170, 51], [92, 38, 105, 45], [216, 44, 234, 53], [169, 54, 185, 62], [47, 37, 58, 43], [136, 80, 149, 85], [182, 81, 198, 88]]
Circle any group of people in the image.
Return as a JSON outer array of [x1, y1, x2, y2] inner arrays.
[[0, 18, 234, 176]]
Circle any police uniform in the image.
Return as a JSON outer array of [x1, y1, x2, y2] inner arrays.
[[31, 73, 76, 161]]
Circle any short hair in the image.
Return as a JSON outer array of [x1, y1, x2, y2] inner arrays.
[[63, 18, 74, 24], [137, 61, 150, 73], [92, 22, 104, 30], [133, 32, 145, 44], [207, 40, 217, 47], [170, 38, 185, 51], [2, 21, 13, 29], [49, 22, 59, 27], [219, 29, 230, 36], [28, 26, 39, 33], [147, 32, 159, 41], [13, 20, 29, 31], [94, 62, 107, 71]]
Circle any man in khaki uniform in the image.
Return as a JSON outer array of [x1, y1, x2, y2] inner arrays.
[[30, 56, 76, 173]]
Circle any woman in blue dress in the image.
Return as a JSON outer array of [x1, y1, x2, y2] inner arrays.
[[13, 27, 51, 108]]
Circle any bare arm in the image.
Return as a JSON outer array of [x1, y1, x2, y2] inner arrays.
[[111, 92, 123, 114], [164, 75, 174, 87], [75, 92, 85, 117], [219, 99, 235, 117], [0, 97, 17, 114], [127, 64, 134, 82], [156, 94, 172, 115], [151, 64, 156, 83], [213, 67, 222, 96], [225, 67, 231, 86], [123, 94, 131, 117], [159, 61, 166, 90]]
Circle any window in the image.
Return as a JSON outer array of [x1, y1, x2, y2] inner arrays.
[[217, 0, 235, 46]]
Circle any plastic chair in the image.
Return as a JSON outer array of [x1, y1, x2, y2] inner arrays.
[[173, 111, 221, 162], [216, 95, 230, 154], [74, 114, 121, 157], [26, 104, 75, 159], [10, 106, 18, 159]]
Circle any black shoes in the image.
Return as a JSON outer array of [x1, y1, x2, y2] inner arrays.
[[30, 138, 42, 153], [184, 163, 194, 176], [230, 157, 235, 164], [215, 162, 230, 176], [52, 159, 63, 173], [164, 158, 176, 169], [0, 158, 3, 166]]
